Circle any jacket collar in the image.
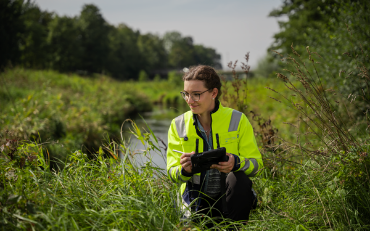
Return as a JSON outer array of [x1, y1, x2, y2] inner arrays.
[[192, 100, 221, 125]]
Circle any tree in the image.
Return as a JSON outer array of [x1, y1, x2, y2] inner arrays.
[[138, 70, 148, 82], [194, 45, 222, 69], [270, 0, 370, 118], [78, 4, 109, 74], [18, 2, 53, 68], [163, 31, 222, 69], [137, 33, 168, 72], [47, 16, 83, 72], [163, 32, 194, 68], [0, 0, 24, 68], [106, 24, 142, 80]]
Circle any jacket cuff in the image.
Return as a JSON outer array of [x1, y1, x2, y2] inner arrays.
[[231, 154, 241, 172], [181, 167, 193, 177]]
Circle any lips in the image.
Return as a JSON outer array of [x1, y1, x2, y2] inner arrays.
[[189, 104, 198, 109]]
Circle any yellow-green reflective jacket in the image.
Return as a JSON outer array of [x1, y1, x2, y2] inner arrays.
[[167, 102, 263, 198]]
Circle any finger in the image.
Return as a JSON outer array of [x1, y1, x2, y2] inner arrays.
[[212, 164, 222, 169], [181, 158, 191, 164]]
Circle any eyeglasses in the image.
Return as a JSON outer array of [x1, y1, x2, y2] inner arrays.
[[180, 89, 210, 102]]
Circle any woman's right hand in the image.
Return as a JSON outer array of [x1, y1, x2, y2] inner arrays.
[[180, 151, 195, 174]]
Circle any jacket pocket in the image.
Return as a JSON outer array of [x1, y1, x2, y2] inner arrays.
[[180, 135, 201, 153], [218, 131, 239, 155]]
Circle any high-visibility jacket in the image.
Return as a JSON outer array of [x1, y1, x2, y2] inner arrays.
[[167, 101, 263, 207]]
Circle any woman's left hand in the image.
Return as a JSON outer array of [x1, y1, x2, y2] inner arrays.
[[210, 153, 234, 174]]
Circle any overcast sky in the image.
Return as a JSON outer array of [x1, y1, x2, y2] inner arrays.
[[35, 0, 284, 70]]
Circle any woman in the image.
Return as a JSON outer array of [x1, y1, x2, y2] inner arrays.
[[167, 65, 263, 222]]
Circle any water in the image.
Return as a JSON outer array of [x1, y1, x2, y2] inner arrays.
[[122, 105, 188, 171]]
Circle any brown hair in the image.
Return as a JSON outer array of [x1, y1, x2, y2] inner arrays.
[[182, 65, 222, 100]]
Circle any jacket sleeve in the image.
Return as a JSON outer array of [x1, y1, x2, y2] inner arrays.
[[166, 119, 193, 183], [233, 114, 263, 177]]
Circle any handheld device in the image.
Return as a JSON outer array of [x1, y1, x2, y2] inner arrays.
[[190, 147, 228, 174]]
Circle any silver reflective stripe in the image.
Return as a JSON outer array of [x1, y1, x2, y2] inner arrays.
[[175, 114, 187, 138], [182, 197, 191, 218], [240, 159, 250, 172], [248, 158, 259, 176], [177, 168, 188, 183], [169, 167, 177, 183], [190, 175, 200, 184], [228, 110, 242, 132]]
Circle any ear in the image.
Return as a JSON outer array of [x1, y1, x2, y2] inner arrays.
[[212, 88, 218, 99]]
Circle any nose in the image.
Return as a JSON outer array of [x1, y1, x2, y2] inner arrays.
[[186, 95, 194, 104]]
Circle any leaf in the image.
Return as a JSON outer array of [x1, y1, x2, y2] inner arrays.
[[12, 214, 38, 224], [131, 120, 144, 145], [26, 202, 36, 214], [7, 195, 21, 205], [139, 114, 158, 144]]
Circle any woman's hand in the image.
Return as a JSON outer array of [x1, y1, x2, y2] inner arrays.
[[210, 153, 234, 174], [180, 151, 195, 174]]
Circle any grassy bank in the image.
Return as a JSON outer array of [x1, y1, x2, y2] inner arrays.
[[0, 68, 152, 162], [1, 65, 370, 230], [1, 119, 369, 230], [0, 67, 300, 164]]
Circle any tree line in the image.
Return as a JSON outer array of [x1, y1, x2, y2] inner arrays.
[[1, 1, 222, 80]]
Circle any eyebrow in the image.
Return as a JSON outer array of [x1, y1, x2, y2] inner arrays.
[[183, 90, 203, 93]]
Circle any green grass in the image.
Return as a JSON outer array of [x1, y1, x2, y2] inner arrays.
[[1, 67, 370, 230], [0, 68, 152, 162], [0, 128, 181, 230], [1, 119, 369, 230]]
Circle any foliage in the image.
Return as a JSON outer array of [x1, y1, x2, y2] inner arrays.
[[138, 70, 149, 82], [153, 74, 162, 82], [253, 52, 280, 78], [163, 31, 222, 69], [47, 16, 83, 72], [0, 122, 181, 230], [106, 24, 142, 80], [0, 0, 24, 67], [76, 4, 110, 74], [137, 33, 168, 72], [219, 45, 370, 229], [167, 70, 183, 86], [0, 1, 222, 79], [18, 1, 53, 69], [220, 53, 250, 113], [269, 0, 370, 117], [0, 68, 152, 163]]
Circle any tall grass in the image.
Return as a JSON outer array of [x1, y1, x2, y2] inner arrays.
[[0, 68, 152, 163], [219, 46, 370, 230], [0, 121, 182, 230]]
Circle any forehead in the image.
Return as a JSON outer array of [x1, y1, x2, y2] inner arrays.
[[184, 80, 206, 92]]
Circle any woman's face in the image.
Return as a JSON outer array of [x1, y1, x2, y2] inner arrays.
[[183, 80, 218, 115]]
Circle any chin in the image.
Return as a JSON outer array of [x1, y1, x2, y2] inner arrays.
[[189, 106, 198, 113]]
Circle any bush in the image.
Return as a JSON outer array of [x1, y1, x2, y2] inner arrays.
[[138, 70, 149, 82]]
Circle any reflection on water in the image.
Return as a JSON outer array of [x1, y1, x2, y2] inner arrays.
[[125, 104, 188, 171]]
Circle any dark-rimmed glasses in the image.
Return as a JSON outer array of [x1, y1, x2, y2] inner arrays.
[[180, 89, 210, 102]]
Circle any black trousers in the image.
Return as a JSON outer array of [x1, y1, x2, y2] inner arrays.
[[195, 171, 254, 222]]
